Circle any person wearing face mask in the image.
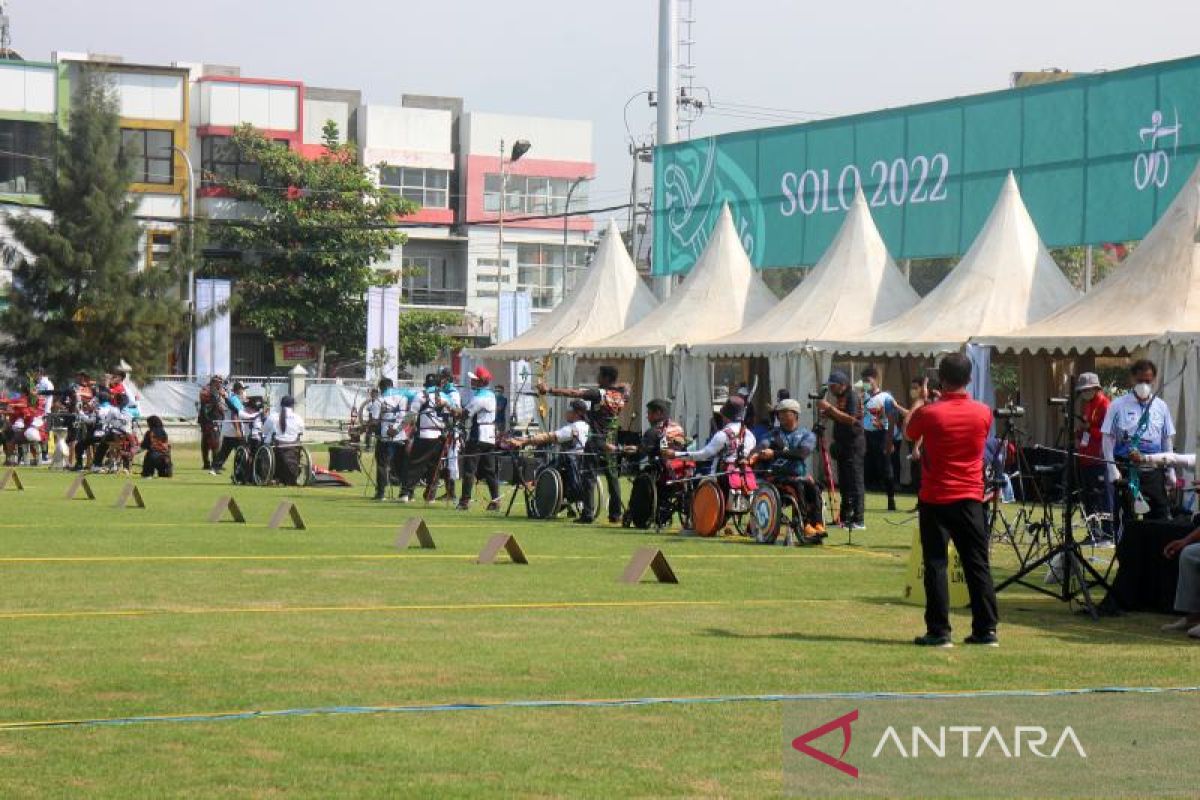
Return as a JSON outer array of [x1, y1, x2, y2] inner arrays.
[[1101, 359, 1175, 526], [1075, 373, 1113, 540]]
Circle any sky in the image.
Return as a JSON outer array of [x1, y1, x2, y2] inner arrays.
[[13, 0, 1200, 224]]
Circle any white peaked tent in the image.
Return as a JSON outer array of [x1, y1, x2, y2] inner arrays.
[[815, 173, 1080, 359], [472, 221, 658, 427], [481, 220, 659, 361], [981, 161, 1200, 454], [691, 188, 921, 410], [575, 203, 779, 435]]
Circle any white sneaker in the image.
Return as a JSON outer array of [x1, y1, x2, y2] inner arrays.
[[1161, 617, 1194, 632], [1189, 623, 1200, 640]]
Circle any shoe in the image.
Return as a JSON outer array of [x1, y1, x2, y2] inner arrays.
[[372, 495, 386, 502], [801, 534, 824, 546], [1189, 623, 1200, 640], [803, 523, 817, 536], [608, 515, 622, 524], [573, 517, 595, 525], [964, 632, 1000, 647], [850, 521, 866, 531], [455, 502, 470, 512], [913, 633, 953, 648], [812, 522, 827, 536], [1162, 617, 1195, 632], [397, 494, 412, 504], [486, 499, 501, 512], [887, 500, 897, 512]]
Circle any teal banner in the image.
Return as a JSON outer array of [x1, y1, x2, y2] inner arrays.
[[653, 54, 1200, 275]]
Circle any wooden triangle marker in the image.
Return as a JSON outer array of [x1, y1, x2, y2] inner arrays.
[[395, 518, 436, 549], [65, 474, 95, 500], [0, 468, 24, 491], [268, 501, 307, 530], [620, 547, 678, 584], [476, 533, 528, 565], [114, 481, 146, 509], [207, 495, 246, 523]]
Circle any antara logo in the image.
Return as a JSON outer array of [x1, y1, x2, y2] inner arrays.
[[792, 711, 1088, 779]]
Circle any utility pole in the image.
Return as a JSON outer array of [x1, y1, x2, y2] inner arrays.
[[654, 0, 677, 301]]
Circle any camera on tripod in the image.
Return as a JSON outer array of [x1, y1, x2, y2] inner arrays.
[[994, 402, 1025, 419], [806, 384, 828, 401]]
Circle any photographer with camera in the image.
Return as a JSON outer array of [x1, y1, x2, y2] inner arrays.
[[904, 353, 999, 648]]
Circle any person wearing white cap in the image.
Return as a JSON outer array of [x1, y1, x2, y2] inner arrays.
[[754, 398, 826, 542], [1075, 372, 1113, 540]]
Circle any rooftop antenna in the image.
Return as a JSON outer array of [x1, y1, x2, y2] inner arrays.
[[0, 0, 16, 60]]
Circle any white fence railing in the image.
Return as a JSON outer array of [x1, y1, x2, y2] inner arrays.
[[137, 375, 416, 422]]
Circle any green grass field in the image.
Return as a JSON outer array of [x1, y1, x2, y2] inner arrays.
[[0, 447, 1195, 797]]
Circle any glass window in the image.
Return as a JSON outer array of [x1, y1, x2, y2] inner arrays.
[[199, 134, 266, 185], [378, 166, 451, 208], [121, 128, 173, 184], [0, 120, 49, 195], [483, 173, 590, 217]]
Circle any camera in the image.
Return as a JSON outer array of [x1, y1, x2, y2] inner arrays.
[[995, 403, 1025, 419], [807, 384, 828, 401]]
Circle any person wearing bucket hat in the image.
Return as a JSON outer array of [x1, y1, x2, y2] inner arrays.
[[818, 370, 866, 529], [1075, 372, 1113, 539]]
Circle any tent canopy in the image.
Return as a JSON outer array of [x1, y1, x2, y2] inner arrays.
[[813, 173, 1080, 357], [691, 189, 920, 357], [981, 162, 1200, 354], [574, 203, 778, 359], [476, 220, 659, 360]]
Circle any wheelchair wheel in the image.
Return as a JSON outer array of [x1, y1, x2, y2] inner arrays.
[[252, 445, 275, 486], [296, 447, 312, 487], [530, 466, 563, 519], [748, 484, 782, 544], [231, 446, 253, 485], [625, 472, 657, 529], [691, 479, 726, 537]]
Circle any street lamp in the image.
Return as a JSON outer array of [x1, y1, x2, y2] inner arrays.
[[495, 138, 531, 343], [561, 176, 591, 306], [173, 145, 196, 378]]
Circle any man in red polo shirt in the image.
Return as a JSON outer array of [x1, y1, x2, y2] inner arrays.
[[904, 353, 999, 648]]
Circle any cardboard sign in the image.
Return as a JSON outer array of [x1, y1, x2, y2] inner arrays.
[[114, 482, 146, 509], [65, 474, 95, 500], [267, 501, 307, 530], [207, 495, 246, 523], [903, 529, 971, 608], [476, 533, 528, 565], [395, 518, 436, 549], [0, 468, 24, 491], [620, 547, 679, 584]]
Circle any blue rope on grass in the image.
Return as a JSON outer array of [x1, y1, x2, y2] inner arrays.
[[3, 685, 1198, 732]]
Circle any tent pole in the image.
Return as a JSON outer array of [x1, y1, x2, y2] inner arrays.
[[1084, 246, 1093, 292]]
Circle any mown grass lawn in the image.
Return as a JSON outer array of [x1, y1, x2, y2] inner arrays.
[[0, 447, 1195, 797]]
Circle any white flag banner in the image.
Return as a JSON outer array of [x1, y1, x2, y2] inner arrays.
[[366, 286, 401, 382], [194, 278, 231, 379], [498, 290, 532, 344]]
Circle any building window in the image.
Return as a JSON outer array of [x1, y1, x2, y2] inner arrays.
[[121, 128, 173, 185], [0, 121, 50, 195], [483, 175, 588, 216], [379, 167, 449, 208], [516, 244, 590, 309], [401, 254, 464, 306], [144, 230, 174, 269], [200, 135, 263, 184]]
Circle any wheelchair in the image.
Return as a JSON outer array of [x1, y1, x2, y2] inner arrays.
[[527, 454, 603, 520], [623, 456, 694, 531], [234, 441, 312, 487], [746, 477, 816, 545], [690, 466, 758, 537]]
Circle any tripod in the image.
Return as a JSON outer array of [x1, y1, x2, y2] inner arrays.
[[995, 386, 1112, 620]]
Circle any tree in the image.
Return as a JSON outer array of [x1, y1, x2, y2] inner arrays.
[[0, 69, 192, 384], [206, 121, 415, 375], [396, 310, 465, 373]]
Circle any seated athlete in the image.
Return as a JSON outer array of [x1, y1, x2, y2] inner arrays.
[[664, 397, 756, 485], [510, 399, 596, 524], [617, 399, 690, 526], [754, 398, 826, 543]]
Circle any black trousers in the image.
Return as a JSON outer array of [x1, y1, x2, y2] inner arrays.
[[274, 445, 301, 486], [864, 429, 896, 503], [212, 436, 242, 471], [460, 441, 500, 503], [402, 436, 444, 496], [587, 436, 622, 520], [567, 455, 598, 522], [1116, 466, 1170, 532], [918, 499, 999, 638], [835, 437, 866, 524], [373, 440, 406, 498], [141, 451, 172, 478], [775, 476, 824, 526]]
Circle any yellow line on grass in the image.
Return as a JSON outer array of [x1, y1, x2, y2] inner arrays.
[[0, 551, 894, 564], [0, 597, 805, 622]]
